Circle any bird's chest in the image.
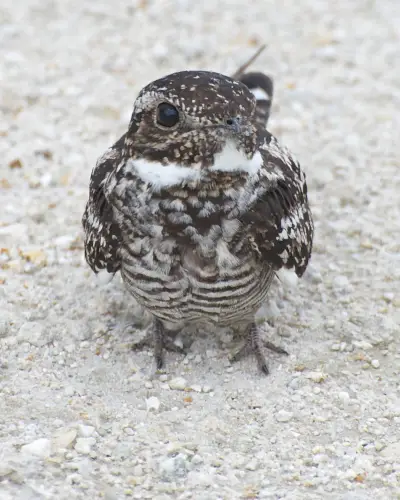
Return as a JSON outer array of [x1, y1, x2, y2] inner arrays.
[[118, 187, 270, 323], [120, 187, 255, 280], [137, 191, 244, 267]]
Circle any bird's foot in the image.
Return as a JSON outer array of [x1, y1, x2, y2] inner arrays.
[[153, 319, 186, 370], [229, 322, 288, 375], [131, 320, 185, 370]]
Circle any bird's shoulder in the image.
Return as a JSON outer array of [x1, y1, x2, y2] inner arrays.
[[240, 131, 314, 277]]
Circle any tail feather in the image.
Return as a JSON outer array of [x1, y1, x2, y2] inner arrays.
[[237, 71, 274, 128], [232, 45, 274, 128]]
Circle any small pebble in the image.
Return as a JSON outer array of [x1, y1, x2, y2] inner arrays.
[[78, 425, 95, 438], [333, 275, 349, 288], [275, 410, 293, 423], [191, 384, 202, 393], [338, 391, 350, 402], [371, 359, 380, 369], [353, 340, 373, 350], [74, 437, 96, 454], [202, 385, 212, 393], [168, 377, 187, 391], [146, 396, 160, 412], [307, 371, 327, 383], [64, 386, 75, 397], [21, 438, 51, 459], [52, 428, 77, 451]]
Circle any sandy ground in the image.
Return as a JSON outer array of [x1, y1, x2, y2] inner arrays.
[[1, 1, 400, 499]]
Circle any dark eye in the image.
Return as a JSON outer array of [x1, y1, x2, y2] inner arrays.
[[156, 103, 180, 128]]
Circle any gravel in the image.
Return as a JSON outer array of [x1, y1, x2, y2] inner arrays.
[[1, 0, 400, 499]]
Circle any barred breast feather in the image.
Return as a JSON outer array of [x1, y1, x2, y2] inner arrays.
[[83, 129, 313, 327]]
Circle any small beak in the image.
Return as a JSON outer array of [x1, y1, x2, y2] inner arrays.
[[225, 117, 242, 134], [225, 117, 254, 138]]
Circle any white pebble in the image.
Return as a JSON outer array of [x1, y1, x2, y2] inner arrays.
[[333, 275, 349, 288], [64, 386, 75, 397], [159, 454, 188, 479], [146, 396, 160, 412], [21, 438, 51, 459], [375, 442, 385, 452], [307, 371, 327, 383], [342, 468, 357, 481], [313, 453, 329, 464], [371, 359, 380, 369], [353, 340, 373, 350], [202, 385, 212, 393], [168, 377, 187, 391], [191, 385, 202, 393], [74, 437, 96, 454], [52, 428, 77, 451], [338, 391, 350, 402], [275, 410, 293, 423], [316, 46, 338, 61], [78, 425, 95, 437]]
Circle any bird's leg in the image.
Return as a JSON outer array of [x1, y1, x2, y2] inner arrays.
[[230, 322, 288, 375], [153, 319, 164, 370], [153, 319, 186, 370]]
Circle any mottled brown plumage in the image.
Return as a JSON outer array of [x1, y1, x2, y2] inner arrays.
[[82, 48, 314, 374]]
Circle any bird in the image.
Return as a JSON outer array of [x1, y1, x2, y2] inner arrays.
[[82, 46, 314, 374]]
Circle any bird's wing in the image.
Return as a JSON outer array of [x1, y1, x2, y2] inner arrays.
[[82, 135, 126, 274], [241, 132, 314, 277]]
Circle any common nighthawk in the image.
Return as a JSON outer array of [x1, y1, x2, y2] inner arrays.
[[82, 47, 314, 374]]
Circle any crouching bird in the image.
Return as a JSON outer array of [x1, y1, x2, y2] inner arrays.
[[82, 47, 314, 374]]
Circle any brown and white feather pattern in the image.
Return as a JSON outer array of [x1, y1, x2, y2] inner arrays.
[[82, 64, 314, 372]]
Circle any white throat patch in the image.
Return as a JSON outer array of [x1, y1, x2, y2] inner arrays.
[[210, 142, 262, 176], [129, 158, 202, 191], [130, 142, 262, 190]]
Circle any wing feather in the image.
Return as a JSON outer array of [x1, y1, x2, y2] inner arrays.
[[242, 133, 314, 277], [82, 135, 125, 274]]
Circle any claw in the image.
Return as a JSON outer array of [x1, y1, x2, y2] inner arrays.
[[230, 322, 288, 374]]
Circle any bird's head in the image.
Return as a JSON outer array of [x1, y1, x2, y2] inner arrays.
[[123, 71, 263, 189]]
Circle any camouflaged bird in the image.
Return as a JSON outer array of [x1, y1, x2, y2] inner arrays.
[[82, 47, 314, 374]]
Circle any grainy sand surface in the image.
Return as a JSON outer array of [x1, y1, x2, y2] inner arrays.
[[1, 1, 399, 499]]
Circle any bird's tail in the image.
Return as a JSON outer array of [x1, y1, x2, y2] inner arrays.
[[232, 45, 274, 129]]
